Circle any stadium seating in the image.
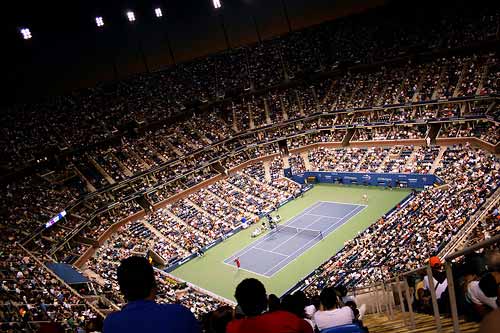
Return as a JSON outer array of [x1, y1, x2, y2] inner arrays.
[[1, 1, 499, 330]]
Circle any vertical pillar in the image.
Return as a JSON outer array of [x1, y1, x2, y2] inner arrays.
[[426, 266, 442, 333], [296, 90, 305, 116], [280, 96, 289, 121], [232, 102, 238, 132], [248, 102, 255, 129], [311, 86, 321, 113], [264, 98, 272, 125], [396, 276, 407, 326], [445, 262, 460, 333], [404, 279, 416, 329]]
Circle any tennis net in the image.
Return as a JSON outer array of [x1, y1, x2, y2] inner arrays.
[[274, 225, 323, 239]]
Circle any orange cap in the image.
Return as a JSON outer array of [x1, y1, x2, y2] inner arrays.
[[429, 256, 442, 267]]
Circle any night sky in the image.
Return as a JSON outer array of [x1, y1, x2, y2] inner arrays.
[[3, 0, 386, 102]]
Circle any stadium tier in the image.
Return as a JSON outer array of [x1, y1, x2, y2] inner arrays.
[[2, 1, 500, 332]]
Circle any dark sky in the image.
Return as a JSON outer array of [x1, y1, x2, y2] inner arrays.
[[3, 0, 386, 102]]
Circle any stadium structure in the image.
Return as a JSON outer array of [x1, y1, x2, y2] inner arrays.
[[1, 0, 499, 332]]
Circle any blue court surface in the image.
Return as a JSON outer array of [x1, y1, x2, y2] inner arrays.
[[224, 201, 366, 277]]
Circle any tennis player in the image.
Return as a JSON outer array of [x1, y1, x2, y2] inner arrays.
[[234, 257, 241, 269]]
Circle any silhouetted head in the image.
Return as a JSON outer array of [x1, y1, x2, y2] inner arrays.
[[234, 278, 267, 316], [320, 286, 339, 310], [267, 294, 281, 312], [204, 305, 234, 333], [117, 256, 156, 302]]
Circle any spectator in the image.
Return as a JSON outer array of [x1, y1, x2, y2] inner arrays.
[[466, 273, 499, 319], [268, 294, 281, 312], [421, 257, 448, 302], [337, 285, 367, 320], [226, 278, 312, 333], [203, 306, 234, 333], [103, 256, 200, 333], [313, 287, 355, 331]]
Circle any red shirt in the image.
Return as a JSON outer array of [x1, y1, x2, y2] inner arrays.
[[226, 310, 313, 333]]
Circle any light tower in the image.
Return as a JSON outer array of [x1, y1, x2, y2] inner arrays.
[[125, 10, 150, 73], [155, 4, 176, 65], [213, 0, 230, 49]]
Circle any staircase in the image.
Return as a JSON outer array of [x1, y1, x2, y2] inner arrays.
[[301, 152, 312, 171], [377, 147, 398, 172], [89, 156, 115, 185], [402, 147, 419, 172], [429, 146, 447, 173], [364, 311, 479, 333], [342, 128, 356, 146], [439, 188, 500, 258], [427, 123, 442, 145]]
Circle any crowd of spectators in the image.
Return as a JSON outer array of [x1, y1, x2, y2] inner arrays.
[[304, 145, 441, 174], [438, 121, 500, 145], [85, 232, 223, 319], [1, 1, 499, 171], [0, 231, 101, 332], [298, 144, 498, 297], [2, 141, 498, 330], [1, 1, 500, 330]]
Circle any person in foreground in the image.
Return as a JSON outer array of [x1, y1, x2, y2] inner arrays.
[[103, 256, 200, 333], [313, 286, 355, 331], [226, 278, 313, 333]]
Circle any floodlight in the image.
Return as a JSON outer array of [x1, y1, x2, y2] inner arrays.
[[155, 8, 162, 18], [95, 16, 104, 27], [213, 0, 222, 9], [126, 11, 136, 22], [20, 28, 32, 40]]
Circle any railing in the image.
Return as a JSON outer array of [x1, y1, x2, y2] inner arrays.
[[439, 189, 500, 258], [17, 243, 105, 319], [155, 268, 236, 306], [356, 234, 500, 333]]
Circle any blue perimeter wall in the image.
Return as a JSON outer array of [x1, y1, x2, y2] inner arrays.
[[285, 169, 442, 188]]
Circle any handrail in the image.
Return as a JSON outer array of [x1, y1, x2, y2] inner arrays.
[[445, 233, 500, 261], [154, 268, 236, 306], [345, 236, 500, 333], [439, 190, 500, 258], [16, 243, 105, 319]]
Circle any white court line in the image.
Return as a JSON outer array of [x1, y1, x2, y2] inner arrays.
[[322, 204, 367, 236], [221, 260, 272, 278], [223, 201, 366, 277], [223, 201, 323, 263], [253, 246, 289, 257], [264, 231, 322, 276], [320, 205, 362, 236], [305, 213, 342, 219], [280, 201, 323, 224], [265, 204, 367, 277], [223, 229, 279, 262], [319, 200, 368, 208], [270, 216, 322, 252]]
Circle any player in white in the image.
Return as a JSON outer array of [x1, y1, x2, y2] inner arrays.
[[362, 193, 368, 202]]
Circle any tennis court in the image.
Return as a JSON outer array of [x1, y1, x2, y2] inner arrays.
[[224, 201, 366, 277]]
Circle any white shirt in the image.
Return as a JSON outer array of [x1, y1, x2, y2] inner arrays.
[[423, 275, 448, 299], [467, 281, 498, 310], [313, 306, 354, 331], [342, 295, 356, 304]]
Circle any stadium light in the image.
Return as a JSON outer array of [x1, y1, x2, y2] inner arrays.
[[213, 0, 222, 9], [95, 16, 104, 27], [20, 28, 32, 40], [126, 11, 136, 22], [155, 8, 163, 18]]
